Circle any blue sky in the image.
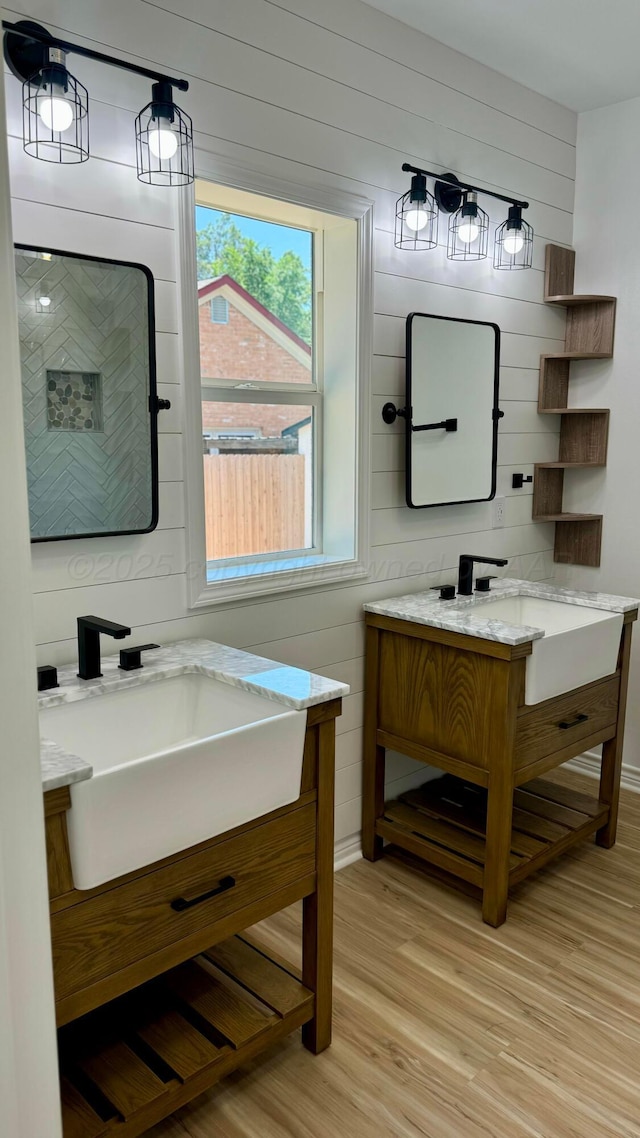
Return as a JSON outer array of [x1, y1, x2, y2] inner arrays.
[[195, 205, 312, 272]]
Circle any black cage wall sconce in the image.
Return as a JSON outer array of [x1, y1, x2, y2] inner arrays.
[[3, 19, 194, 186], [396, 164, 533, 269]]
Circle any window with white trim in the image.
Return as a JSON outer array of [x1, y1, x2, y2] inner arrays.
[[184, 176, 370, 606]]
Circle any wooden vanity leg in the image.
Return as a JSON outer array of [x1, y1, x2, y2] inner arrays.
[[482, 772, 514, 927], [597, 620, 633, 849], [302, 719, 335, 1054], [363, 624, 385, 861], [482, 659, 519, 928]]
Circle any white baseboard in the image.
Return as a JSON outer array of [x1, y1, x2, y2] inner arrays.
[[334, 833, 362, 871], [564, 751, 640, 793]]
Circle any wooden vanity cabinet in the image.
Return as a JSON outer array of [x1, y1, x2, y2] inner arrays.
[[43, 698, 341, 1138], [363, 612, 636, 926]]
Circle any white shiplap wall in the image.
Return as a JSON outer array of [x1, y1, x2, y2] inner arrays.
[[5, 0, 576, 851]]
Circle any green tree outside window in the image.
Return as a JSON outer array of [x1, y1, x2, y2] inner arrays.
[[197, 214, 312, 345]]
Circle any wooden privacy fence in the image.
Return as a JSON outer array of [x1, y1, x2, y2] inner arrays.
[[204, 453, 305, 560]]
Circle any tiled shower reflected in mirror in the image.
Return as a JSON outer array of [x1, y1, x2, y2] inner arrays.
[[15, 246, 158, 540]]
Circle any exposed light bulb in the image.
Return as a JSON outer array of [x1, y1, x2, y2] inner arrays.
[[404, 206, 429, 232], [458, 218, 480, 244], [148, 125, 178, 159], [503, 230, 525, 255], [39, 94, 74, 132], [38, 295, 51, 307]]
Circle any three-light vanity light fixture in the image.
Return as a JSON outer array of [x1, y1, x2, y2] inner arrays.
[[2, 19, 194, 186], [396, 163, 533, 269]]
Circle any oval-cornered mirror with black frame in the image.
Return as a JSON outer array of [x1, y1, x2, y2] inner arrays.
[[386, 312, 501, 509], [14, 243, 163, 542]]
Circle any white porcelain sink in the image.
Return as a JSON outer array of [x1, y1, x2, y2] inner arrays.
[[461, 595, 623, 705], [40, 674, 307, 889]]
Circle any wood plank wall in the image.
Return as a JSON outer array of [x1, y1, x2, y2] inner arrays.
[[5, 0, 576, 851]]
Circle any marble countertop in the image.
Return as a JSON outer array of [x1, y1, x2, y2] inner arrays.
[[40, 639, 349, 792], [364, 578, 640, 647]]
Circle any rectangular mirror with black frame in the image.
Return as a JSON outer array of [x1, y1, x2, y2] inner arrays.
[[405, 312, 500, 509], [14, 244, 160, 542]]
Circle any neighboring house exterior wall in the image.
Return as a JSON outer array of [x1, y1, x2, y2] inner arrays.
[[198, 281, 312, 438], [202, 399, 310, 436], [198, 295, 310, 386]]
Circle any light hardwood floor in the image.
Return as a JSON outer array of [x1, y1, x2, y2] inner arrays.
[[147, 771, 640, 1138]]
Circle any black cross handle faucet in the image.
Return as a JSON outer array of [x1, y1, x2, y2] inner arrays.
[[77, 615, 131, 680], [457, 554, 508, 597]]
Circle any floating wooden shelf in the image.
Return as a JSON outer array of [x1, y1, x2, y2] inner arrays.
[[532, 245, 616, 566], [58, 934, 313, 1138], [533, 460, 604, 563], [537, 461, 605, 469], [545, 294, 616, 306], [537, 358, 611, 412], [542, 351, 612, 360], [538, 407, 610, 415], [533, 512, 603, 522], [380, 774, 607, 891], [553, 517, 603, 566]]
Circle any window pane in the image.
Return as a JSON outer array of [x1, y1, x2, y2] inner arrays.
[[203, 402, 314, 561], [196, 206, 313, 384]]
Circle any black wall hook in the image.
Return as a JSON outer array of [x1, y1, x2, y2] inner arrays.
[[512, 473, 533, 489]]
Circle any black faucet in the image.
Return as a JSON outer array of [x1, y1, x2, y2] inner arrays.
[[457, 554, 508, 597], [77, 615, 131, 680]]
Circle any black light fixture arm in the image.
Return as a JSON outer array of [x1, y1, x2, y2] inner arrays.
[[2, 19, 189, 92], [401, 163, 528, 211]]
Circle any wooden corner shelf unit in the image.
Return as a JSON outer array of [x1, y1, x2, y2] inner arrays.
[[533, 245, 616, 566]]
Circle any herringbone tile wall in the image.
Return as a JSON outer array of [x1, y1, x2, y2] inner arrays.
[[16, 250, 153, 539]]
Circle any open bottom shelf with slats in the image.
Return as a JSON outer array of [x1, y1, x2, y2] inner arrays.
[[377, 774, 608, 892], [59, 935, 313, 1138]]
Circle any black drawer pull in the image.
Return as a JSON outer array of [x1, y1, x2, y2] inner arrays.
[[170, 875, 236, 912], [558, 713, 589, 730]]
